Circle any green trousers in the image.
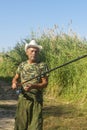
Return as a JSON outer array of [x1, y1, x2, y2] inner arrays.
[[14, 94, 43, 130]]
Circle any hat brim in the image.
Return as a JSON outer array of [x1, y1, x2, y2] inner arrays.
[[25, 44, 42, 51]]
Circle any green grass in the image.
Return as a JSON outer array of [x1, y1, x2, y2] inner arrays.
[[43, 98, 87, 130], [1, 26, 87, 102]]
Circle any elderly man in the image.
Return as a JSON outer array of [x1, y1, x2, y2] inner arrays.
[[12, 40, 49, 130]]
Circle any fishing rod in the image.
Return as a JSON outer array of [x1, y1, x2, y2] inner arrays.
[[18, 54, 87, 85], [5, 54, 87, 93]]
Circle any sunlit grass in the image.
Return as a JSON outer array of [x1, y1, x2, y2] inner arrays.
[[43, 99, 87, 130], [0, 25, 87, 102]]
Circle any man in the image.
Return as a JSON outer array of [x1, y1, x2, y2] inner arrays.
[[12, 40, 49, 130]]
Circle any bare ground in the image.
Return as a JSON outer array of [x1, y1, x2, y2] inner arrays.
[[0, 100, 17, 130], [1, 80, 87, 130], [0, 80, 17, 130]]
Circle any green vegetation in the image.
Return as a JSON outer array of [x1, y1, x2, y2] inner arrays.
[[0, 25, 87, 103], [43, 99, 87, 130]]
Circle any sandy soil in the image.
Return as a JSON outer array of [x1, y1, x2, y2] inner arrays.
[[0, 80, 17, 130]]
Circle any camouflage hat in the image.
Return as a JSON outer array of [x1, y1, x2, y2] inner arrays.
[[25, 40, 43, 51]]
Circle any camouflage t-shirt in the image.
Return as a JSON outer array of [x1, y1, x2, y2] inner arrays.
[[16, 61, 49, 93]]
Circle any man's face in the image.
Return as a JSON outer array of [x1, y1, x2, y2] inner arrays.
[[26, 47, 39, 62]]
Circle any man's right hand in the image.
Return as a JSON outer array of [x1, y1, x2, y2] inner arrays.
[[12, 73, 19, 89], [12, 83, 17, 89]]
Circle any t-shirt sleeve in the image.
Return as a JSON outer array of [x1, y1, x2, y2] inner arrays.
[[39, 62, 49, 78]]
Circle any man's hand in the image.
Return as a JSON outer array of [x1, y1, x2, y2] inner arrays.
[[12, 83, 17, 90], [24, 84, 32, 92], [12, 74, 19, 90]]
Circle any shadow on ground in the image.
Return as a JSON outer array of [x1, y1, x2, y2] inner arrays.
[[0, 102, 77, 120], [43, 103, 77, 118], [0, 104, 16, 119]]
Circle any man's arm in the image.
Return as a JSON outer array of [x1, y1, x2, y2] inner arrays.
[[24, 77, 48, 91], [12, 73, 19, 89]]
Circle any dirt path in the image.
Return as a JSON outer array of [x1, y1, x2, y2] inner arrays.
[[0, 80, 17, 130], [0, 100, 17, 130]]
